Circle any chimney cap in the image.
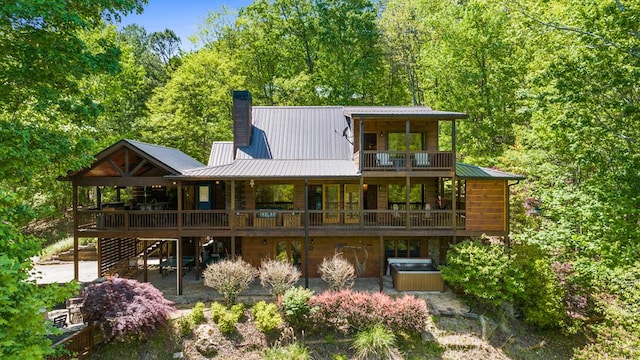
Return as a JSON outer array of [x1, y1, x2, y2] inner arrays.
[[233, 90, 251, 100]]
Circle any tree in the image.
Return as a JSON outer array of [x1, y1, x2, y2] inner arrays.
[[0, 1, 146, 357], [149, 28, 181, 65], [144, 47, 244, 162]]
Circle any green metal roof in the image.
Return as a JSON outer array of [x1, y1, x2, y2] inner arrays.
[[456, 162, 525, 180]]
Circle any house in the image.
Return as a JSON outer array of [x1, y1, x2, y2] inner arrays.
[[61, 90, 524, 294]]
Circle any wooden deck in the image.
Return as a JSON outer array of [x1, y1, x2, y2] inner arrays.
[[78, 209, 466, 233]]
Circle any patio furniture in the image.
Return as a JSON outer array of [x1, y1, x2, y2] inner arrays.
[[376, 153, 393, 167], [414, 152, 430, 167]]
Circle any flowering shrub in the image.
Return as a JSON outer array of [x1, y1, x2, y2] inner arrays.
[[82, 277, 175, 342], [279, 286, 314, 329], [203, 258, 258, 306], [259, 259, 301, 297], [308, 290, 428, 334], [318, 253, 356, 291]]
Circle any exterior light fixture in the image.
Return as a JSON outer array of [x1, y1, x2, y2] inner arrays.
[[250, 179, 255, 188]]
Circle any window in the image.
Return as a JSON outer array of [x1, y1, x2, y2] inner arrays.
[[385, 239, 421, 258], [255, 184, 294, 209], [387, 133, 424, 151]]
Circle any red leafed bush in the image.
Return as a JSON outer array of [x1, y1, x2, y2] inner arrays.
[[307, 290, 428, 335], [82, 277, 175, 342]]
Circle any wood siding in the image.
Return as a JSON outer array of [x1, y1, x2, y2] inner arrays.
[[465, 180, 506, 232], [241, 237, 382, 278]]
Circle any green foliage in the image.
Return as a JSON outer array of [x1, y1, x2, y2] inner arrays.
[[210, 301, 227, 323], [202, 258, 258, 306], [512, 245, 566, 329], [264, 342, 310, 360], [440, 240, 522, 307], [191, 302, 206, 325], [279, 286, 314, 329], [252, 301, 283, 333], [0, 191, 78, 359], [218, 310, 240, 335], [230, 302, 245, 319], [352, 324, 399, 360], [177, 315, 193, 337]]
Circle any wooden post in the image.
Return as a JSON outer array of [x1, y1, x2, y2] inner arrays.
[[379, 235, 384, 292], [143, 241, 148, 282], [304, 178, 309, 288], [231, 180, 236, 258], [73, 183, 79, 281]]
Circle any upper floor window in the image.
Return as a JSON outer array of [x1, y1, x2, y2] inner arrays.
[[387, 132, 424, 151]]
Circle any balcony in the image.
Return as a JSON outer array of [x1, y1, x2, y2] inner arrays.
[[359, 151, 454, 172], [78, 209, 465, 232]]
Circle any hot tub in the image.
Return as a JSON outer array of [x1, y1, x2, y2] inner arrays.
[[390, 263, 444, 292]]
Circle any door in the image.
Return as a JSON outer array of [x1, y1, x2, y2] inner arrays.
[[344, 184, 360, 224], [197, 184, 211, 210], [276, 240, 303, 273], [323, 184, 341, 224]]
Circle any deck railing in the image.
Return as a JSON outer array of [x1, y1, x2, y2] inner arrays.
[[78, 209, 465, 231], [360, 150, 454, 171]]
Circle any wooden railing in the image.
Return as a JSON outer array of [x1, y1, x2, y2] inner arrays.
[[47, 323, 94, 360], [78, 209, 464, 231], [360, 150, 454, 171]]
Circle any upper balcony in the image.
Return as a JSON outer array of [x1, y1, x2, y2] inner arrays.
[[357, 150, 454, 172]]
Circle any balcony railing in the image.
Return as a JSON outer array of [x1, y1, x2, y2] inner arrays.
[[360, 150, 454, 171], [78, 209, 465, 231]]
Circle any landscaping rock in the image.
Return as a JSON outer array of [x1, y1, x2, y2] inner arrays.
[[462, 312, 479, 320], [421, 331, 436, 343], [194, 324, 220, 356]]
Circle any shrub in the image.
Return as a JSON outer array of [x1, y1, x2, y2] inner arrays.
[[191, 302, 206, 324], [308, 290, 428, 334], [82, 277, 175, 342], [218, 310, 240, 334], [177, 315, 192, 336], [230, 302, 245, 319], [318, 253, 356, 290], [203, 258, 258, 306], [440, 240, 522, 307], [210, 301, 226, 323], [264, 343, 310, 360], [512, 245, 566, 328], [259, 259, 301, 297], [279, 286, 314, 329], [352, 324, 401, 360], [252, 301, 283, 333]]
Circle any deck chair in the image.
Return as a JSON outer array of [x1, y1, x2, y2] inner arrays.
[[376, 153, 393, 167], [414, 152, 430, 167]]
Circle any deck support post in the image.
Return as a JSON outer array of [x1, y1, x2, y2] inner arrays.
[[379, 235, 384, 292], [304, 178, 309, 288], [73, 183, 79, 281]]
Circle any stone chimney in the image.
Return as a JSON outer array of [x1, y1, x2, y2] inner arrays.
[[232, 90, 252, 155]]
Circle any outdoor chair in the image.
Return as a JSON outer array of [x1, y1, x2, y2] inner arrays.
[[376, 153, 393, 167], [414, 152, 430, 167]]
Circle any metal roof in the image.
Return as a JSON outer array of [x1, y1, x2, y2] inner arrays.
[[124, 140, 205, 174], [344, 106, 468, 119], [176, 160, 360, 179], [456, 163, 525, 180], [208, 142, 234, 167], [236, 106, 353, 160]]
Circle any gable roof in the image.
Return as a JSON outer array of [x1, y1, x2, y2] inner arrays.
[[61, 139, 204, 180], [121, 140, 204, 174], [236, 106, 353, 160], [456, 163, 525, 180]]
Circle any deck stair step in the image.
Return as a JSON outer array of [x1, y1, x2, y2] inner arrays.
[[136, 240, 164, 257]]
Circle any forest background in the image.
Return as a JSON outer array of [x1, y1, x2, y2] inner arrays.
[[1, 0, 639, 358]]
